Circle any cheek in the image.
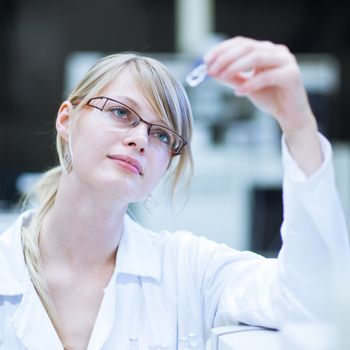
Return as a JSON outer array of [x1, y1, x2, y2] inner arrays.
[[155, 151, 171, 172], [72, 117, 114, 156], [70, 129, 110, 175], [147, 155, 170, 184]]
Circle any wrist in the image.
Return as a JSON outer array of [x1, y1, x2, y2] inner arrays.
[[280, 110, 318, 139], [283, 120, 318, 147], [281, 116, 323, 177]]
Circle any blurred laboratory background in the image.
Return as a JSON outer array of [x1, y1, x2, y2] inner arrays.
[[1, 0, 350, 257]]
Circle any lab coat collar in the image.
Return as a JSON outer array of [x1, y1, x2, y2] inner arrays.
[[0, 211, 63, 349], [11, 280, 64, 350], [0, 210, 32, 296], [0, 211, 163, 297], [116, 214, 162, 282], [0, 211, 162, 349]]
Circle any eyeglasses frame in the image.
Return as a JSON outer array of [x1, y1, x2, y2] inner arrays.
[[84, 96, 187, 156]]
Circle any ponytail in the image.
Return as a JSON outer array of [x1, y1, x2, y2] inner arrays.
[[21, 166, 63, 340]]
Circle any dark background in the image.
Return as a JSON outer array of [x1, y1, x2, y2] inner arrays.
[[1, 0, 350, 204]]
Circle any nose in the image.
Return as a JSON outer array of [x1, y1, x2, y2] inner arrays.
[[123, 123, 149, 154]]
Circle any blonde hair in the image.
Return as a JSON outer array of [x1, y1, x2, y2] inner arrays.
[[21, 53, 194, 345]]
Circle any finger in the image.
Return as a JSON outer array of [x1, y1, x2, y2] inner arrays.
[[206, 38, 288, 78], [205, 37, 278, 63], [235, 65, 293, 94], [220, 49, 291, 81], [204, 36, 257, 64], [213, 74, 246, 88], [206, 43, 255, 76]]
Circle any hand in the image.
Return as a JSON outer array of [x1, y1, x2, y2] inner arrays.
[[204, 36, 323, 176]]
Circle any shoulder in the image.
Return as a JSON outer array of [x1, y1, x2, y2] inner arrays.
[[0, 211, 33, 295], [126, 215, 202, 249], [125, 215, 232, 263]]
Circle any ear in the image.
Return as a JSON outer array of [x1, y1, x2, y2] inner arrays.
[[56, 101, 74, 142]]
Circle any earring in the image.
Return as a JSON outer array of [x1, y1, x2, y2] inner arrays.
[[63, 146, 72, 174], [143, 194, 158, 214]]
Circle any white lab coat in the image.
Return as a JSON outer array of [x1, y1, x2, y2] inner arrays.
[[0, 134, 349, 350]]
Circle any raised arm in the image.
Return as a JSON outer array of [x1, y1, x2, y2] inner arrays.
[[196, 36, 350, 329], [204, 36, 322, 176]]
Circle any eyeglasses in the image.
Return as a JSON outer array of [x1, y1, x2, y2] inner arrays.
[[86, 96, 187, 156]]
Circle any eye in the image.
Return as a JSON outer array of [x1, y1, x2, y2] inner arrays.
[[109, 106, 129, 119], [152, 128, 172, 145]]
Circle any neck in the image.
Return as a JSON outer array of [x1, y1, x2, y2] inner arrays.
[[40, 174, 128, 271]]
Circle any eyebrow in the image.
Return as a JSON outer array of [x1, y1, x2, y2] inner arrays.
[[109, 95, 170, 127], [109, 95, 140, 109]]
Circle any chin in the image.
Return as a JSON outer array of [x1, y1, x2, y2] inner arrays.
[[94, 174, 144, 200]]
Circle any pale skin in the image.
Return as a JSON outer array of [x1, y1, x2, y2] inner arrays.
[[204, 36, 323, 174], [39, 37, 322, 349], [40, 70, 171, 349]]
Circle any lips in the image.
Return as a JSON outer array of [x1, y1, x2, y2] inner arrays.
[[107, 154, 143, 175]]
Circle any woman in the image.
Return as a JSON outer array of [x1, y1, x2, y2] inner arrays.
[[0, 36, 349, 349]]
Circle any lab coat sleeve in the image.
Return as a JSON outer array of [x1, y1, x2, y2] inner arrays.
[[199, 133, 350, 331]]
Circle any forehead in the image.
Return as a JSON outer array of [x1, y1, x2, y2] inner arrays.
[[100, 69, 168, 125], [101, 69, 147, 105]]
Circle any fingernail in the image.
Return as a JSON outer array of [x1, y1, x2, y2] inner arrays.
[[203, 50, 214, 63], [235, 89, 246, 97]]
